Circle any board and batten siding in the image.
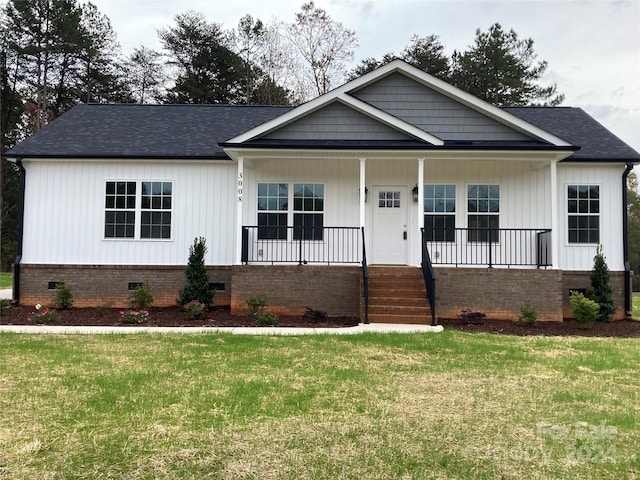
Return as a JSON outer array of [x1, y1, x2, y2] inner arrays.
[[556, 163, 624, 271], [351, 72, 532, 142], [242, 158, 361, 228], [21, 159, 237, 265]]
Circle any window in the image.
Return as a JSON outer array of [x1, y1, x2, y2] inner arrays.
[[104, 181, 172, 240], [294, 183, 324, 240], [424, 185, 455, 241], [378, 191, 400, 208], [105, 181, 136, 238], [256, 183, 324, 240], [141, 182, 172, 239], [257, 183, 288, 240], [467, 185, 499, 242], [568, 185, 599, 243]]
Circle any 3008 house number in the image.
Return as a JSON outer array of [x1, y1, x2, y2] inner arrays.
[[237, 172, 243, 202]]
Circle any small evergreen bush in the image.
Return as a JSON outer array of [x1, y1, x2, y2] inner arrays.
[[183, 300, 206, 319], [130, 282, 153, 310], [518, 299, 537, 325], [53, 282, 74, 309], [588, 245, 615, 322], [570, 291, 599, 328], [0, 298, 11, 314], [177, 237, 213, 307], [246, 295, 278, 326]]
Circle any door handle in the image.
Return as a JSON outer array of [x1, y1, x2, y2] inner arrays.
[[403, 231, 407, 240]]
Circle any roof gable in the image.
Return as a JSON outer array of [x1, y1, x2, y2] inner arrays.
[[227, 60, 573, 148], [351, 72, 531, 142]]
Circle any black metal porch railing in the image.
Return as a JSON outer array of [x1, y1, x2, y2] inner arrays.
[[361, 227, 369, 324], [241, 226, 362, 265], [424, 228, 552, 268], [420, 228, 437, 326]]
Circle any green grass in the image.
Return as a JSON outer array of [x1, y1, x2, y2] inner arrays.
[[1, 331, 638, 479], [0, 272, 12, 289], [633, 292, 640, 319]]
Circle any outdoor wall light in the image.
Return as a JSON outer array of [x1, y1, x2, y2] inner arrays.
[[412, 184, 419, 203], [359, 186, 369, 202]]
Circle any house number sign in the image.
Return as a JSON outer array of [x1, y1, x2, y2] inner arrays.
[[237, 172, 243, 203]]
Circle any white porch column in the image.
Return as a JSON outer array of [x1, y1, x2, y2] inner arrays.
[[359, 158, 366, 228], [417, 158, 425, 230], [550, 159, 559, 268], [235, 156, 244, 265]]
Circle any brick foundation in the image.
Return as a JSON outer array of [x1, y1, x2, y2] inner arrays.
[[230, 265, 361, 317], [561, 270, 627, 320], [17, 264, 231, 308], [434, 267, 565, 321]]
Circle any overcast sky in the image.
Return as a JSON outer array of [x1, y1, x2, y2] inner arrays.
[[87, 0, 639, 152]]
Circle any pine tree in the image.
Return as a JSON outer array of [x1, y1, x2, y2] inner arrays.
[[589, 245, 615, 322], [177, 237, 213, 306]]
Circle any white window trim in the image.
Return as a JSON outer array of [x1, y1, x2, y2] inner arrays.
[[103, 179, 174, 242], [565, 183, 601, 246]]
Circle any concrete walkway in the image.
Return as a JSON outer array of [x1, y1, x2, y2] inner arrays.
[[0, 323, 444, 335]]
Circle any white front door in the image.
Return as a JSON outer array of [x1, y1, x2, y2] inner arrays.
[[371, 186, 409, 264]]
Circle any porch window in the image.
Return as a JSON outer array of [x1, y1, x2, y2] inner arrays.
[[467, 185, 499, 242], [141, 182, 172, 239], [257, 183, 288, 240], [424, 184, 455, 241], [568, 185, 599, 243], [293, 183, 324, 240], [104, 181, 136, 238]]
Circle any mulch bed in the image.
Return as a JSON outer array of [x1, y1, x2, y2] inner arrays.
[[0, 306, 359, 328], [1, 306, 639, 337]]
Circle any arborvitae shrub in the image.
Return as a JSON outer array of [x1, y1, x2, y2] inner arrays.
[[588, 245, 615, 322], [177, 237, 213, 307]]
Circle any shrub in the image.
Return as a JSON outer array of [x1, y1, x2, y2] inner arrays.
[[120, 309, 149, 324], [569, 291, 599, 328], [29, 304, 61, 324], [183, 300, 205, 319], [95, 305, 109, 318], [0, 298, 11, 314], [177, 237, 213, 307], [246, 295, 278, 326], [130, 282, 153, 310], [518, 300, 537, 325], [588, 245, 615, 322], [53, 282, 74, 309]]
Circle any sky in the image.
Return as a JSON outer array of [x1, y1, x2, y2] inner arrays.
[[87, 0, 639, 152]]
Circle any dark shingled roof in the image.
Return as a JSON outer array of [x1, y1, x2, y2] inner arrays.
[[4, 103, 292, 159], [4, 103, 638, 162], [504, 106, 640, 161]]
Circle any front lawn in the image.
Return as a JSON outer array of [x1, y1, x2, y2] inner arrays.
[[1, 331, 638, 479], [0, 272, 12, 289], [633, 292, 640, 319]]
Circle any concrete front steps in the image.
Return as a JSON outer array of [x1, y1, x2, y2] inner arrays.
[[363, 266, 431, 324]]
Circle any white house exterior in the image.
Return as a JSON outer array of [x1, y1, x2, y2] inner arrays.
[[4, 61, 638, 322]]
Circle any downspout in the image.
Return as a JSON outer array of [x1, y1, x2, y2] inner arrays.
[[12, 157, 25, 305], [622, 162, 634, 316]]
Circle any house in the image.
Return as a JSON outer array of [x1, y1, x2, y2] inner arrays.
[[4, 60, 639, 322]]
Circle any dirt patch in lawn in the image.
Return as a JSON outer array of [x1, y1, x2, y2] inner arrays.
[[440, 316, 640, 338], [0, 306, 360, 328]]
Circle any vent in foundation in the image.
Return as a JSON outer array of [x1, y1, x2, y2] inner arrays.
[[209, 282, 226, 292], [128, 282, 144, 290], [48, 281, 61, 290]]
